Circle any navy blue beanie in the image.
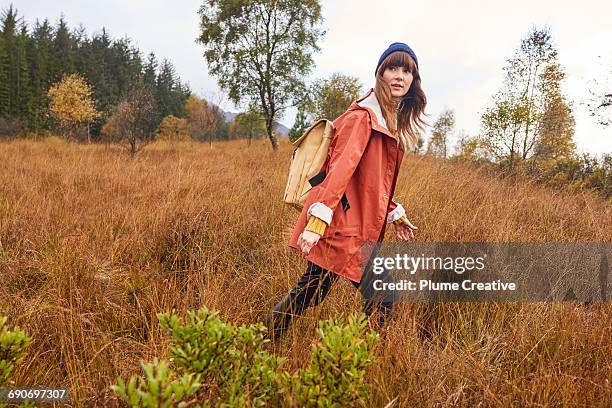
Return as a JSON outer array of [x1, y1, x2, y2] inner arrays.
[[375, 42, 419, 76]]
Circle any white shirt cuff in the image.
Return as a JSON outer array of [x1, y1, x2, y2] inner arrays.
[[307, 202, 333, 225], [386, 203, 406, 224]]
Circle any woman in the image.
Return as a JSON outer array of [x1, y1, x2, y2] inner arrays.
[[264, 42, 427, 339]]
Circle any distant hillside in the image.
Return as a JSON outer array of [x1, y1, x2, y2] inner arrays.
[[222, 110, 289, 138], [274, 122, 290, 137], [222, 111, 238, 123]]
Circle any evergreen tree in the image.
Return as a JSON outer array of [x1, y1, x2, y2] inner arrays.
[[110, 37, 142, 98], [156, 59, 178, 118], [289, 109, 309, 142], [86, 28, 114, 116], [72, 23, 89, 74], [0, 27, 9, 117], [51, 15, 75, 82], [29, 19, 53, 130], [143, 52, 157, 91], [142, 52, 159, 125], [1, 5, 19, 117], [156, 59, 189, 120], [16, 23, 33, 124]]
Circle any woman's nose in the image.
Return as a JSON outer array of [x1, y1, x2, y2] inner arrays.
[[398, 72, 412, 82]]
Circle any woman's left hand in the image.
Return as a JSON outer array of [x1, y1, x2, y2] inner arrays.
[[394, 218, 418, 241]]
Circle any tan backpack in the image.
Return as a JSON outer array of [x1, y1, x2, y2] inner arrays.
[[283, 119, 334, 211]]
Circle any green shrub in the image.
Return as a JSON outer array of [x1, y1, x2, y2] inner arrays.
[[0, 316, 32, 386], [0, 316, 32, 408], [113, 308, 380, 407], [111, 358, 201, 408], [291, 314, 380, 407], [157, 308, 284, 407]]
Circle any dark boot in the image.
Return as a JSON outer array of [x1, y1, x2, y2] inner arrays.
[[262, 292, 299, 340], [363, 299, 395, 334], [263, 262, 337, 340]]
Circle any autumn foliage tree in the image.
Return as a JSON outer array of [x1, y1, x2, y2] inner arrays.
[[533, 93, 576, 161], [47, 73, 100, 141], [184, 95, 226, 146], [480, 27, 575, 170], [102, 82, 156, 157], [290, 73, 362, 140], [157, 115, 190, 142], [308, 73, 362, 121], [184, 95, 208, 140], [427, 108, 455, 158], [228, 107, 266, 145]]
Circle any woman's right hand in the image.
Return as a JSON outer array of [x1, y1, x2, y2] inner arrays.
[[298, 230, 321, 256], [394, 217, 418, 241]]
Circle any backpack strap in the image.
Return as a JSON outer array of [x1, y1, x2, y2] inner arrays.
[[308, 170, 350, 212]]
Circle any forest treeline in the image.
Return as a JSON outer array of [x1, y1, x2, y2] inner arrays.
[[0, 5, 239, 144]]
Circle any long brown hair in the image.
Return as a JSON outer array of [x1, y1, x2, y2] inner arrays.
[[375, 51, 427, 152]]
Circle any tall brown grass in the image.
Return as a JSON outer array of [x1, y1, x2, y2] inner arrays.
[[0, 137, 610, 407]]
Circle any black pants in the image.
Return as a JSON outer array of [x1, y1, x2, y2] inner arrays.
[[267, 260, 395, 337]]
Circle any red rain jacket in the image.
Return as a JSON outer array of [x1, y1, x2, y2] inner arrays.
[[288, 88, 408, 282]]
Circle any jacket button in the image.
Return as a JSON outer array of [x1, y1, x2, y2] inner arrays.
[[377, 216, 383, 221], [387, 169, 392, 175], [383, 192, 388, 198]]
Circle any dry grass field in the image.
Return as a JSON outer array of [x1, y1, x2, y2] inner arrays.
[[1, 137, 610, 407]]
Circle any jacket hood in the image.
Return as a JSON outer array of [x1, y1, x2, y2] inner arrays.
[[353, 88, 397, 142], [356, 88, 388, 130]]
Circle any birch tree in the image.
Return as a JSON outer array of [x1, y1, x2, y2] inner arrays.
[[196, 0, 324, 150]]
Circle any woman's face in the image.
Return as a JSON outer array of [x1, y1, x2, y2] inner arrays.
[[382, 65, 414, 99]]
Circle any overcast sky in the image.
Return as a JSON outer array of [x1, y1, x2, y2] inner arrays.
[[8, 0, 612, 155]]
